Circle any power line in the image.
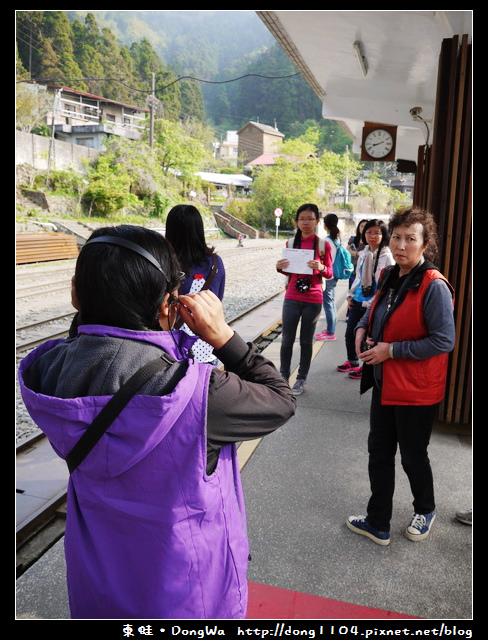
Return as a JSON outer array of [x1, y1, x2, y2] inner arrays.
[[24, 71, 300, 95], [156, 71, 300, 93]]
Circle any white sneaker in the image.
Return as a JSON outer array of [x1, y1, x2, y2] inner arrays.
[[455, 509, 472, 525], [405, 511, 436, 541]]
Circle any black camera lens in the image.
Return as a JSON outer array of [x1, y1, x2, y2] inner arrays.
[[295, 278, 311, 293], [361, 340, 376, 352]]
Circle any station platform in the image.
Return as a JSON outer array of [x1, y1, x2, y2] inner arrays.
[[16, 280, 473, 623]]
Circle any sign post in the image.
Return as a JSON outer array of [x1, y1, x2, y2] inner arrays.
[[274, 208, 283, 240]]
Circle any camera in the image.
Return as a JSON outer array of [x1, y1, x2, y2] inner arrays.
[[361, 284, 374, 297], [409, 106, 423, 119], [361, 340, 376, 353], [295, 277, 311, 293]]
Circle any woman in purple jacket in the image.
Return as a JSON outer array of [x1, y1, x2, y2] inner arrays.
[[18, 225, 295, 619]]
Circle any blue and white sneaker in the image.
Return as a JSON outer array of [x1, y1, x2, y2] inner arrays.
[[405, 511, 436, 541], [291, 379, 306, 396], [347, 515, 390, 546]]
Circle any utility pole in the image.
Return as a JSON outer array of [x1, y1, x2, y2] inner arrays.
[[344, 145, 349, 206], [149, 73, 155, 148], [47, 88, 61, 188]]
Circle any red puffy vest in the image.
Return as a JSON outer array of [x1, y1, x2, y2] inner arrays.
[[369, 269, 453, 406]]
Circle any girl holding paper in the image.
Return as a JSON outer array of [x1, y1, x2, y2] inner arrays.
[[276, 203, 333, 395]]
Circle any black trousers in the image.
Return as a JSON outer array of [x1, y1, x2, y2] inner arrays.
[[280, 299, 322, 381], [366, 385, 438, 531], [344, 299, 367, 365]]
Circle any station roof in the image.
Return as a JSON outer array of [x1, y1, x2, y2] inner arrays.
[[257, 11, 472, 161]]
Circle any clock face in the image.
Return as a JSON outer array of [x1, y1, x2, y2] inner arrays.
[[364, 128, 394, 159]]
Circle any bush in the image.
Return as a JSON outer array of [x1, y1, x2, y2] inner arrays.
[[34, 169, 85, 197], [82, 154, 140, 216]]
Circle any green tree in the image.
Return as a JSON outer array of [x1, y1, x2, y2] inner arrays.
[[154, 69, 183, 121], [152, 118, 209, 185], [102, 138, 165, 199], [16, 11, 45, 79], [16, 83, 52, 133], [249, 158, 322, 230], [246, 129, 363, 231], [356, 172, 408, 214], [82, 153, 139, 216], [319, 150, 362, 201]]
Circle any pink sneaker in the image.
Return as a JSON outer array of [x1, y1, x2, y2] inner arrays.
[[348, 367, 362, 379], [337, 361, 355, 372], [316, 331, 336, 341]]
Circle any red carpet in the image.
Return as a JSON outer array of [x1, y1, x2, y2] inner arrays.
[[248, 582, 420, 619]]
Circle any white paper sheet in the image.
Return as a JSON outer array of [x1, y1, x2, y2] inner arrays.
[[281, 248, 314, 274]]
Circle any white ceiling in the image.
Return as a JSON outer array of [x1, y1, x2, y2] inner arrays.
[[257, 10, 472, 161]]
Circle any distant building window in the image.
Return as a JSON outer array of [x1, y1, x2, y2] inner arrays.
[[105, 114, 116, 123]]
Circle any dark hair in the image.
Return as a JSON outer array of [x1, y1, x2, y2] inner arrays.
[[165, 205, 214, 273], [354, 219, 369, 246], [389, 206, 439, 264], [75, 225, 182, 331], [293, 203, 320, 248], [362, 218, 390, 251], [323, 213, 340, 240]]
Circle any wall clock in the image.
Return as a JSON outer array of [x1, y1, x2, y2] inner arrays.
[[361, 123, 397, 162]]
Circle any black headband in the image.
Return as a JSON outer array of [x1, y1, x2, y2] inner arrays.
[[84, 235, 167, 278]]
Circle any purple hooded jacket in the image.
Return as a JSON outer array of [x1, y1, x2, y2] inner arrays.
[[18, 326, 250, 619]]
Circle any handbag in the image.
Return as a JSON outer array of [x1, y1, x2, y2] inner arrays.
[[65, 353, 188, 473]]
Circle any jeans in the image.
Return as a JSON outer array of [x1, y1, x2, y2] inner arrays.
[[322, 278, 338, 335], [344, 299, 367, 365], [366, 385, 437, 531], [280, 299, 322, 381]]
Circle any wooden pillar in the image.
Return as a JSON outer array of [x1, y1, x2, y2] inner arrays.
[[413, 35, 472, 427]]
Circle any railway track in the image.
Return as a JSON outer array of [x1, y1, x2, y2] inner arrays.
[[16, 297, 280, 354], [16, 292, 285, 578], [16, 313, 76, 352], [16, 240, 286, 353]]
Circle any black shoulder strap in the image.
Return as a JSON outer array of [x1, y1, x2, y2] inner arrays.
[[66, 354, 188, 473], [204, 254, 219, 289]]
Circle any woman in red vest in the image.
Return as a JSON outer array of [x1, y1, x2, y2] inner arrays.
[[346, 207, 455, 546]]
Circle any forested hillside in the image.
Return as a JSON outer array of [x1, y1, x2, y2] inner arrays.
[[62, 11, 320, 137], [16, 10, 205, 122], [16, 10, 351, 151]]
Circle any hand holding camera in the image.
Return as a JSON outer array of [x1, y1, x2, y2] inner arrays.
[[358, 336, 392, 365]]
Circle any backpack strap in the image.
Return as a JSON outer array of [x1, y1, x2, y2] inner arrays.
[[318, 237, 326, 259], [204, 254, 219, 290], [65, 354, 188, 473]]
